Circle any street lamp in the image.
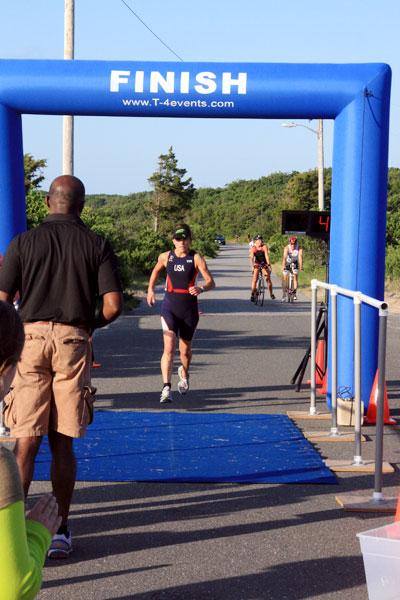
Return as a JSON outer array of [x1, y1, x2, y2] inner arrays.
[[281, 119, 325, 211]]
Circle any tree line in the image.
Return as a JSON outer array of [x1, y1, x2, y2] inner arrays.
[[24, 150, 400, 290]]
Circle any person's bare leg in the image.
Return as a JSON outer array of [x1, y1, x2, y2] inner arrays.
[[161, 330, 177, 384], [251, 268, 257, 296], [48, 430, 76, 527], [179, 338, 193, 379], [282, 273, 288, 299], [263, 268, 274, 298], [13, 437, 42, 497]]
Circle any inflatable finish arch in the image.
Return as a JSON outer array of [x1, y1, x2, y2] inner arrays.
[[0, 60, 392, 407]]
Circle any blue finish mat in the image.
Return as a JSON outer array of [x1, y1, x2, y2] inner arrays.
[[33, 411, 336, 484]]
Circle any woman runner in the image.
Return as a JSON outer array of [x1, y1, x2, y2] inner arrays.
[[147, 224, 215, 403]]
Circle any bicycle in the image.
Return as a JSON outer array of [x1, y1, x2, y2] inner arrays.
[[283, 262, 297, 303], [254, 265, 266, 306]]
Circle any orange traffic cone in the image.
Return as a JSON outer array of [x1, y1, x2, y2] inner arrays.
[[385, 496, 400, 538], [395, 496, 400, 522], [364, 370, 396, 425], [306, 339, 326, 386], [315, 340, 325, 385], [317, 368, 328, 395], [315, 339, 326, 386]]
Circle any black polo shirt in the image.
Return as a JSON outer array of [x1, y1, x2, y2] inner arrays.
[[0, 214, 122, 328]]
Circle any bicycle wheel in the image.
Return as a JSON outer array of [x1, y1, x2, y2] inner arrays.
[[254, 276, 260, 305], [287, 273, 294, 303], [257, 275, 265, 306]]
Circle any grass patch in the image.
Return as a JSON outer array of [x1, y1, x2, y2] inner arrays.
[[385, 279, 400, 296], [271, 263, 328, 300]]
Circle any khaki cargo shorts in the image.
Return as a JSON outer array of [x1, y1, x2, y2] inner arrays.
[[3, 321, 95, 438]]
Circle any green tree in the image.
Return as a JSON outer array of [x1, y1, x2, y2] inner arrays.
[[24, 153, 47, 194], [147, 147, 195, 234], [23, 153, 48, 228], [386, 168, 400, 247], [25, 189, 48, 229], [284, 169, 331, 211]]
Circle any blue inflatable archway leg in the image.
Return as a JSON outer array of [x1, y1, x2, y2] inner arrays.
[[328, 80, 390, 406], [0, 104, 26, 255]]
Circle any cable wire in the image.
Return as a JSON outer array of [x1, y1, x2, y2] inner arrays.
[[120, 0, 184, 62]]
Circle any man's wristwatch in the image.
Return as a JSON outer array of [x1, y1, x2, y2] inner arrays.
[[199, 286, 205, 293]]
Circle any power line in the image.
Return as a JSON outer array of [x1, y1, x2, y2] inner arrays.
[[120, 0, 184, 62]]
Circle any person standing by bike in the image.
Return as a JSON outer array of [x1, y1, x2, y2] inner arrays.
[[249, 235, 275, 302], [282, 236, 303, 301]]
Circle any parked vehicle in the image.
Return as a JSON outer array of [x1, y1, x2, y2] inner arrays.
[[214, 234, 226, 245]]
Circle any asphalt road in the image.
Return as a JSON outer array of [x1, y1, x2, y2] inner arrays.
[[25, 244, 400, 599]]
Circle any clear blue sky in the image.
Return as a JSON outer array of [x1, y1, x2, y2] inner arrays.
[[1, 0, 399, 194]]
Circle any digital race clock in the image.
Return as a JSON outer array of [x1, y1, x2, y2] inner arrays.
[[281, 210, 330, 240]]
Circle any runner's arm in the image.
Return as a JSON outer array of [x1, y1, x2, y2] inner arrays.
[[147, 252, 168, 306], [190, 254, 215, 296]]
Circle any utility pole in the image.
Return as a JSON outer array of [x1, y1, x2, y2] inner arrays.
[[63, 0, 74, 175], [281, 119, 325, 211], [317, 119, 325, 211]]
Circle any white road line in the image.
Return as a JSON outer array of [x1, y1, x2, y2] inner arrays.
[[203, 311, 310, 317]]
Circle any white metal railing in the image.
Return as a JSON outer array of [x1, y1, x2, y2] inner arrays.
[[310, 279, 389, 501], [0, 398, 7, 436]]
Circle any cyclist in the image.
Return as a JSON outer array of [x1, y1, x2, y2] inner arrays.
[[282, 236, 303, 301], [147, 224, 215, 404], [249, 235, 275, 302]]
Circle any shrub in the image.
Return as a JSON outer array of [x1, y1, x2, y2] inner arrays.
[[386, 246, 400, 280]]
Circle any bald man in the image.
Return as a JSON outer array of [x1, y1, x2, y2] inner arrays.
[[0, 175, 123, 559]]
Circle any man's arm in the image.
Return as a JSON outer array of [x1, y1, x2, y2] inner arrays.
[[0, 238, 21, 302], [299, 248, 304, 270], [0, 291, 13, 304], [93, 291, 123, 330]]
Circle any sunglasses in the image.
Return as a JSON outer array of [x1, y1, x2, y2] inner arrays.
[[174, 235, 187, 241]]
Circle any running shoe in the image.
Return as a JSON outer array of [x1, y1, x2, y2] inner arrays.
[[250, 294, 255, 302], [270, 294, 275, 300], [160, 387, 172, 403], [48, 532, 72, 559], [177, 366, 189, 395], [293, 294, 297, 301]]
